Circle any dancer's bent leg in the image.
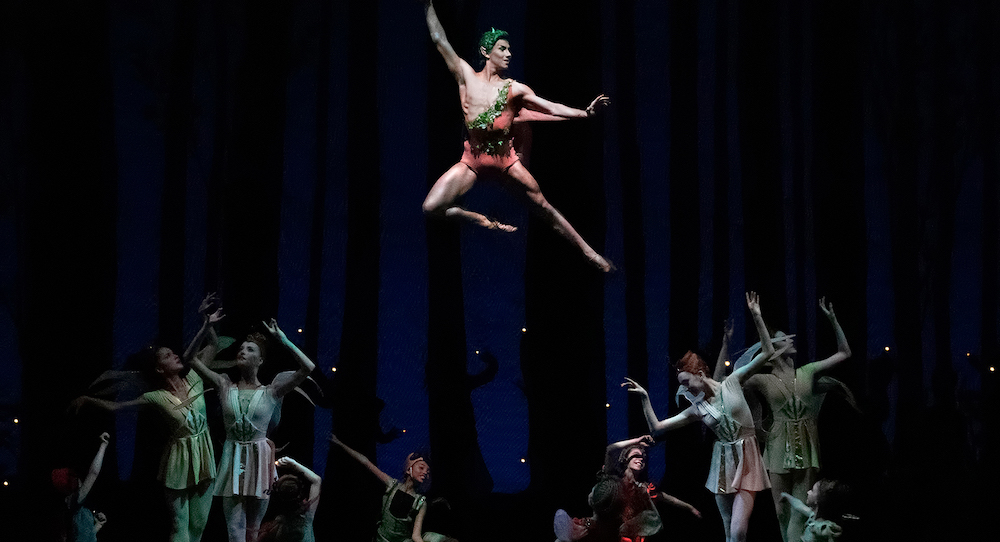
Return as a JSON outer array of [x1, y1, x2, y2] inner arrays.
[[730, 489, 756, 542], [423, 163, 516, 231]]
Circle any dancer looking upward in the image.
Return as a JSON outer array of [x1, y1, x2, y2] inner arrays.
[[187, 309, 317, 542], [744, 298, 852, 542], [622, 292, 776, 542], [421, 0, 613, 272]]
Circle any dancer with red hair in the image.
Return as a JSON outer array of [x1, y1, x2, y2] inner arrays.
[[622, 292, 775, 542]]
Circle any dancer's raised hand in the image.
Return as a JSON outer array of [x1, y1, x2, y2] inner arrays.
[[621, 377, 649, 398]]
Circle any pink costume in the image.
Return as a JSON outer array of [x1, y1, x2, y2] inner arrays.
[[214, 384, 278, 498], [459, 80, 521, 175]]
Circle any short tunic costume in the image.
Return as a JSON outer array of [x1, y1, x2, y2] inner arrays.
[[691, 375, 770, 494], [214, 383, 278, 498], [140, 371, 217, 489], [748, 365, 825, 473], [375, 479, 448, 542], [460, 80, 521, 175]]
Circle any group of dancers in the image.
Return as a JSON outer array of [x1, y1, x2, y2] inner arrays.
[[59, 2, 856, 541], [554, 293, 855, 542], [66, 294, 453, 542]]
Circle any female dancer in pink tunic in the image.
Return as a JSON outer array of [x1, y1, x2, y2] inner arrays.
[[623, 293, 776, 542]]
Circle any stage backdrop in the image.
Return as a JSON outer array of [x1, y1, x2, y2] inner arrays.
[[1, 0, 997, 541]]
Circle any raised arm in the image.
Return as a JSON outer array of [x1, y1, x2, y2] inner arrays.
[[604, 434, 653, 467], [276, 457, 322, 516], [622, 378, 698, 437], [265, 319, 316, 398], [713, 319, 734, 381], [515, 82, 609, 119], [185, 309, 228, 391], [424, 0, 471, 82], [780, 492, 813, 517], [657, 491, 702, 518], [328, 433, 393, 485], [70, 395, 145, 415], [183, 293, 221, 361], [809, 297, 852, 373], [733, 292, 775, 384], [76, 432, 110, 504]]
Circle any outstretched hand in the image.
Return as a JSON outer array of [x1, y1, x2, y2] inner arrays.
[[275, 456, 299, 469], [99, 432, 110, 445], [198, 293, 219, 315], [638, 434, 655, 448], [208, 308, 225, 325], [586, 94, 611, 117], [819, 297, 836, 319], [328, 433, 343, 446], [722, 318, 734, 342], [263, 318, 287, 341], [621, 377, 649, 397], [746, 291, 762, 315]]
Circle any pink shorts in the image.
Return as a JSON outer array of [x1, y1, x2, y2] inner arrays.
[[459, 140, 520, 175]]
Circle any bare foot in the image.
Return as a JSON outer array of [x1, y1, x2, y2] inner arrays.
[[588, 253, 614, 273], [487, 219, 518, 232]]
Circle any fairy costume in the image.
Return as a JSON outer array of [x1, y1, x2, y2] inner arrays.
[[140, 371, 216, 489], [214, 384, 279, 498], [460, 80, 520, 174], [689, 375, 770, 494], [375, 479, 448, 542], [747, 365, 825, 473]]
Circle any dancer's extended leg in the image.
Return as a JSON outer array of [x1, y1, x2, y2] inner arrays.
[[423, 162, 516, 231], [729, 489, 756, 542], [222, 496, 247, 542], [769, 472, 793, 542], [504, 161, 611, 271]]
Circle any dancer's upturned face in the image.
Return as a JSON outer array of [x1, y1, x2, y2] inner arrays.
[[237, 341, 263, 369], [626, 450, 645, 474], [485, 39, 511, 70], [155, 347, 183, 376]]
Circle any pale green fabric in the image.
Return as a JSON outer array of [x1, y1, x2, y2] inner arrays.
[[141, 372, 216, 489]]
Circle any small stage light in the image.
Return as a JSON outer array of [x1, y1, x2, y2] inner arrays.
[[724, 361, 731, 367], [990, 367, 995, 373], [884, 347, 890, 352], [331, 367, 337, 372], [297, 328, 303, 333], [402, 429, 406, 433], [475, 350, 479, 355], [605, 403, 610, 408], [2, 481, 7, 487], [520, 458, 526, 463], [521, 327, 527, 333], [13, 418, 18, 424]]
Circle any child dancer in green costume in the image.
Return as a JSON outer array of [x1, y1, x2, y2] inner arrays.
[[257, 456, 322, 542], [780, 479, 853, 542], [328, 434, 457, 542]]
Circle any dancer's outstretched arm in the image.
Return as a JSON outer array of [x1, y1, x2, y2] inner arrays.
[[76, 432, 110, 505], [779, 492, 813, 517], [424, 0, 473, 83], [604, 434, 654, 465], [328, 434, 393, 485], [657, 491, 702, 518], [183, 293, 222, 361], [266, 319, 317, 398], [276, 457, 322, 517], [733, 292, 774, 385], [514, 83, 609, 119], [622, 378, 698, 436], [809, 297, 852, 373], [713, 319, 734, 382]]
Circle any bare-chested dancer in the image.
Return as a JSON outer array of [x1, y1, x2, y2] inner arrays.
[[421, 0, 613, 272]]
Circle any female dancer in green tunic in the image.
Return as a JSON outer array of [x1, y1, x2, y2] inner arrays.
[[72, 300, 221, 542], [743, 298, 851, 542]]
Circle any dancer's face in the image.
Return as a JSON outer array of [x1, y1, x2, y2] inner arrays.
[[775, 334, 797, 356], [237, 341, 263, 369], [155, 347, 183, 376], [408, 460, 429, 483], [677, 371, 707, 394], [806, 481, 820, 508], [483, 39, 511, 70], [625, 449, 646, 474]]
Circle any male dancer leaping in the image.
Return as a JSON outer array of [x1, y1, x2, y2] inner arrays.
[[421, 0, 613, 272]]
